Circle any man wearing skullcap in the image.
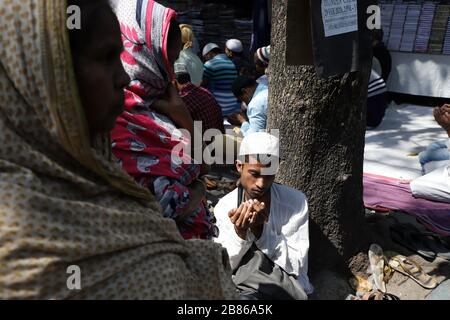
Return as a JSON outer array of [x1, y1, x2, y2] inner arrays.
[[254, 45, 270, 86], [201, 43, 241, 117], [214, 132, 313, 300], [225, 39, 253, 77]]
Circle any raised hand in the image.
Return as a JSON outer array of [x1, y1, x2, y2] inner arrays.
[[434, 105, 450, 131], [228, 202, 254, 239]]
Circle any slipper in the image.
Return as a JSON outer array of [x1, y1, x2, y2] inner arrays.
[[357, 291, 400, 301], [368, 244, 387, 293], [390, 224, 436, 261], [387, 253, 438, 289], [366, 291, 400, 300]]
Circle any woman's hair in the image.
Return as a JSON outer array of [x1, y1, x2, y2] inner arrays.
[[180, 24, 194, 50], [68, 0, 113, 56]]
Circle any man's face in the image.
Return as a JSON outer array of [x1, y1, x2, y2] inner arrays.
[[225, 47, 233, 58], [236, 85, 256, 105], [236, 157, 275, 200], [254, 53, 266, 76], [74, 9, 130, 135], [204, 52, 214, 62]]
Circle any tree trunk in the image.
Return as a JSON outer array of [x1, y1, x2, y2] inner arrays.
[[268, 0, 372, 275]]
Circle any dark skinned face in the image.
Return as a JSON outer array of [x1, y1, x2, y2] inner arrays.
[[236, 157, 275, 200], [167, 21, 182, 66], [236, 84, 257, 105], [73, 8, 130, 136], [254, 53, 266, 77]]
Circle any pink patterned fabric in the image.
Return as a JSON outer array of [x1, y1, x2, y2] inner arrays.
[[110, 0, 213, 239]]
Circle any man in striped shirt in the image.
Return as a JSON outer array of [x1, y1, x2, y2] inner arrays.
[[201, 43, 241, 117], [367, 69, 388, 128]]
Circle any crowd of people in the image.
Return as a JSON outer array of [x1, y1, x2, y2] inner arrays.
[[5, 0, 445, 301], [0, 0, 309, 300]]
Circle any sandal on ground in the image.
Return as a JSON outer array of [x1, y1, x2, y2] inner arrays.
[[387, 253, 438, 289], [365, 291, 400, 300]]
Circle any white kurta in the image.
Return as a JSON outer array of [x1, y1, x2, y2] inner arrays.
[[213, 183, 313, 294]]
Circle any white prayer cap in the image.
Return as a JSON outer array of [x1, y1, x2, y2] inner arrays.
[[202, 43, 219, 57], [239, 132, 280, 158], [226, 39, 243, 53]]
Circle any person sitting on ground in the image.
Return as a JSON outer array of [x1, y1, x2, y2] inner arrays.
[[225, 39, 254, 77], [372, 29, 392, 83], [110, 0, 214, 240], [419, 104, 450, 174], [366, 69, 388, 128], [254, 45, 270, 87], [228, 76, 268, 137], [0, 0, 235, 299], [214, 132, 313, 300], [174, 63, 225, 135], [202, 43, 241, 117], [175, 24, 204, 86]]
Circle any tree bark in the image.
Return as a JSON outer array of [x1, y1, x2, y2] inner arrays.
[[268, 0, 372, 275]]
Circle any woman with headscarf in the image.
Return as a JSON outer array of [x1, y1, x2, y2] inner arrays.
[[110, 0, 214, 240], [0, 0, 235, 299], [175, 24, 204, 86]]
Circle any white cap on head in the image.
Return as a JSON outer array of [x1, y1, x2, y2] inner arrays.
[[202, 43, 219, 57], [239, 132, 280, 158], [226, 39, 243, 53]]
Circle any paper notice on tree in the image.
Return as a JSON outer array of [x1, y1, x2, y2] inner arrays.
[[321, 0, 358, 37]]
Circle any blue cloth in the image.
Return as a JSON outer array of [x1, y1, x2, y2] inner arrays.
[[256, 74, 268, 87], [203, 54, 241, 116], [241, 83, 268, 136], [419, 140, 450, 168]]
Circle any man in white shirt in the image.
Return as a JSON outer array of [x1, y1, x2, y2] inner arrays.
[[214, 132, 313, 299]]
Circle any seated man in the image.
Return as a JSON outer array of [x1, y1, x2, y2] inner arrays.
[[214, 132, 313, 299], [174, 63, 225, 135], [225, 39, 254, 77], [202, 43, 241, 117], [372, 29, 392, 83], [254, 45, 270, 86], [367, 69, 388, 128], [419, 104, 450, 174], [228, 76, 268, 137]]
